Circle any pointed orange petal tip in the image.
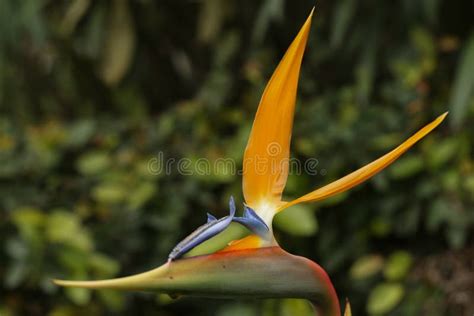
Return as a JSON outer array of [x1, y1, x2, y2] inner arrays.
[[439, 111, 448, 120]]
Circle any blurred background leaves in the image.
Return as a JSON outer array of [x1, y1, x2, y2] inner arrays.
[[0, 0, 473, 315]]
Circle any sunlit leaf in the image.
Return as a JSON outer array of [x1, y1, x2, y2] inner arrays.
[[217, 303, 257, 316], [128, 182, 157, 209], [427, 139, 458, 168], [92, 182, 127, 204], [60, 0, 91, 36], [197, 0, 227, 44], [389, 155, 424, 179], [46, 210, 92, 251], [76, 151, 110, 175], [66, 120, 96, 147], [367, 283, 404, 315], [350, 254, 384, 280], [274, 204, 318, 236], [449, 33, 474, 128], [99, 0, 135, 86], [98, 289, 125, 311], [280, 298, 314, 316], [252, 0, 284, 43], [65, 287, 91, 306], [330, 0, 356, 48], [383, 251, 413, 281]]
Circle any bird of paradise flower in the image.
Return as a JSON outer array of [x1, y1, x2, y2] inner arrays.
[[54, 9, 446, 316]]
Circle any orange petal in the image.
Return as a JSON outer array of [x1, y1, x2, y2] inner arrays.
[[242, 9, 314, 208], [278, 112, 448, 212], [217, 235, 264, 253]]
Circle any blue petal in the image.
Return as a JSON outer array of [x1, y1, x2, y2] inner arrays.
[[232, 206, 269, 238], [168, 196, 237, 260], [229, 196, 236, 216], [207, 213, 217, 223]]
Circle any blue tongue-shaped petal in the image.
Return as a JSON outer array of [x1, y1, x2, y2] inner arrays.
[[207, 213, 217, 223], [228, 196, 236, 217], [168, 196, 236, 260], [232, 205, 269, 238]]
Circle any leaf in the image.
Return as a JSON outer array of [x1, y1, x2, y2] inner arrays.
[[427, 198, 451, 231], [280, 298, 314, 316], [60, 0, 91, 36], [252, 0, 284, 43], [449, 33, 474, 128], [66, 120, 96, 147], [274, 204, 318, 236], [427, 139, 458, 169], [11, 207, 45, 242], [350, 254, 384, 280], [11, 207, 45, 230], [98, 290, 125, 311], [447, 225, 468, 249], [355, 33, 377, 104], [370, 218, 392, 237], [80, 2, 106, 58], [89, 253, 120, 277], [422, 0, 441, 24], [5, 262, 28, 288], [383, 251, 413, 281], [330, 0, 356, 48], [367, 283, 404, 315], [99, 0, 135, 86], [76, 151, 110, 175], [0, 306, 13, 316], [389, 155, 424, 179], [464, 175, 474, 194], [217, 303, 257, 316], [65, 287, 91, 306], [46, 210, 92, 251], [92, 183, 126, 204], [197, 0, 227, 44], [127, 181, 157, 209]]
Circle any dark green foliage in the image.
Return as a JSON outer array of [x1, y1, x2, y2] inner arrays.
[[0, 0, 472, 315]]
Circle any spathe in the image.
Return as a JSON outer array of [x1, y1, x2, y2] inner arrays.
[[54, 247, 341, 315]]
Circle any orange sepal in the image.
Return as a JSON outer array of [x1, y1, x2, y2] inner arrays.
[[243, 9, 314, 208], [278, 112, 448, 212], [218, 235, 264, 253]]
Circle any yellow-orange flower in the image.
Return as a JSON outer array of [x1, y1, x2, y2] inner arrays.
[[228, 9, 446, 251]]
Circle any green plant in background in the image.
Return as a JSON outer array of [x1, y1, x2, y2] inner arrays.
[[1, 0, 472, 315], [54, 11, 446, 316]]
